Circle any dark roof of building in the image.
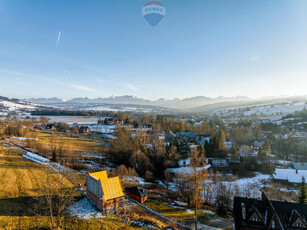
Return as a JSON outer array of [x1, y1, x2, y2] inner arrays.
[[46, 124, 55, 129], [293, 163, 307, 171], [177, 132, 198, 138], [79, 126, 90, 132], [234, 192, 307, 230], [125, 187, 147, 198], [250, 139, 266, 148], [165, 130, 175, 136], [208, 158, 230, 168]]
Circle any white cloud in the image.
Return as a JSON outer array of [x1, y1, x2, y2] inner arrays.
[[125, 83, 138, 91], [0, 68, 100, 93]]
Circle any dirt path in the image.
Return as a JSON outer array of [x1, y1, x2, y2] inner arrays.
[[126, 196, 190, 230], [206, 216, 233, 229]]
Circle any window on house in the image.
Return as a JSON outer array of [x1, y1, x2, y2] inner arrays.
[[272, 220, 276, 229], [296, 221, 303, 228], [252, 216, 259, 222], [241, 203, 246, 220]]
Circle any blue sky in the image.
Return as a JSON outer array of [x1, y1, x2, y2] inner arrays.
[[0, 0, 306, 100]]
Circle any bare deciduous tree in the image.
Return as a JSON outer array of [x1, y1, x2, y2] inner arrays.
[[36, 169, 75, 230]]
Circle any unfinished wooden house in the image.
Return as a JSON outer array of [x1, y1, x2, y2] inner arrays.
[[86, 171, 125, 213]]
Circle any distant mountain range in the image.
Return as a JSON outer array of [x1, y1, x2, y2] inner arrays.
[[0, 94, 305, 114], [24, 95, 252, 110]]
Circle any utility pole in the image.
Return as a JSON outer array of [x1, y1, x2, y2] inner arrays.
[[195, 201, 197, 230]]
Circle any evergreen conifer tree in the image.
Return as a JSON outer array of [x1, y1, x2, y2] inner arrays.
[[299, 176, 307, 204]]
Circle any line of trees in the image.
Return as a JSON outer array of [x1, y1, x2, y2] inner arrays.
[[110, 126, 192, 179]]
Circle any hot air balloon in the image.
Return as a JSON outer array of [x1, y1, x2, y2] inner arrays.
[[142, 1, 165, 27]]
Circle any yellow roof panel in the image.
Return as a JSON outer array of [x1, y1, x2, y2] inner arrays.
[[89, 170, 124, 201], [101, 177, 124, 201], [90, 171, 108, 181]]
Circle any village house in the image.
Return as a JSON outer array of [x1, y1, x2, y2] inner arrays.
[[273, 168, 307, 187], [86, 171, 125, 213], [176, 132, 199, 144], [198, 135, 211, 145], [125, 187, 148, 203], [79, 126, 90, 134], [164, 130, 176, 143], [250, 139, 265, 150], [239, 145, 258, 158], [234, 192, 307, 230]]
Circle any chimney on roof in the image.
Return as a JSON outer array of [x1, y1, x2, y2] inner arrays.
[[296, 169, 298, 174]]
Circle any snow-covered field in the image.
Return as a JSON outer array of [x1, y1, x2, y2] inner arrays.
[[43, 116, 101, 125], [203, 173, 271, 203], [0, 100, 35, 111], [83, 106, 153, 113], [169, 172, 271, 206], [218, 101, 306, 121], [243, 103, 306, 116]]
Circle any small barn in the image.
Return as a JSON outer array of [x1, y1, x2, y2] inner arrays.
[[86, 171, 125, 213], [125, 187, 148, 203]]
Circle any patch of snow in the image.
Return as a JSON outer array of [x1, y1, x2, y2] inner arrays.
[[234, 173, 271, 187], [11, 137, 38, 141], [22, 152, 49, 164], [202, 173, 271, 204], [49, 162, 70, 174], [22, 151, 73, 175], [169, 164, 211, 174], [2, 143, 19, 150], [174, 200, 188, 206], [275, 159, 293, 165], [178, 158, 190, 167], [130, 220, 159, 229], [89, 124, 116, 134], [124, 176, 148, 185], [204, 210, 216, 215], [68, 198, 104, 219]]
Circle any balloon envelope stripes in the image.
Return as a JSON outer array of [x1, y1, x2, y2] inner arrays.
[[142, 1, 165, 27]]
